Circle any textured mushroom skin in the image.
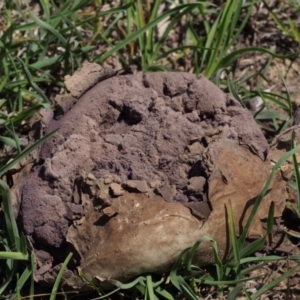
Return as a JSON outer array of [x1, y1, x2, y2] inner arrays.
[[11, 65, 288, 288]]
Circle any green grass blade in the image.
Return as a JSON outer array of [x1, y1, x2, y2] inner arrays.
[[95, 288, 122, 299], [185, 238, 205, 271], [201, 14, 220, 74], [126, 0, 134, 37], [8, 123, 22, 154], [0, 251, 27, 260], [155, 286, 174, 300], [254, 110, 287, 120], [231, 1, 256, 46], [186, 236, 223, 282], [12, 265, 32, 299], [238, 141, 300, 246], [0, 75, 8, 93], [197, 275, 261, 286], [109, 276, 144, 289], [205, 0, 252, 77], [6, 78, 51, 90], [284, 228, 300, 238], [7, 103, 50, 126], [0, 262, 17, 295], [227, 283, 243, 300], [29, 55, 63, 69], [145, 0, 161, 65], [152, 6, 199, 62], [206, 0, 236, 71], [146, 275, 156, 300], [228, 202, 240, 265], [212, 47, 300, 78], [29, 254, 35, 300], [0, 136, 18, 149], [49, 252, 73, 300], [277, 68, 292, 117], [170, 247, 191, 290], [0, 180, 20, 247], [97, 2, 133, 17], [150, 277, 164, 289], [291, 130, 300, 211], [250, 263, 300, 299], [17, 58, 51, 104], [156, 45, 209, 61], [251, 90, 290, 110], [238, 237, 266, 259], [178, 277, 197, 300], [289, 255, 300, 261], [40, 0, 50, 21], [227, 76, 245, 107], [49, 0, 83, 41], [240, 255, 289, 264], [225, 0, 241, 41], [263, 0, 290, 36], [241, 262, 266, 277], [95, 2, 206, 63], [135, 1, 146, 70], [266, 202, 275, 234], [244, 289, 252, 299], [289, 17, 300, 43], [27, 6, 67, 45], [0, 128, 58, 177]]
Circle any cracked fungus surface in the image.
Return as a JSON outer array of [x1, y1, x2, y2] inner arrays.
[[14, 69, 286, 286]]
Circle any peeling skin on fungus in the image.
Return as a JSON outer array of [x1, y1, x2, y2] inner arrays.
[[13, 69, 276, 286]]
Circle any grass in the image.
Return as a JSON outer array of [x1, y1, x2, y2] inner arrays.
[[1, 0, 300, 299]]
